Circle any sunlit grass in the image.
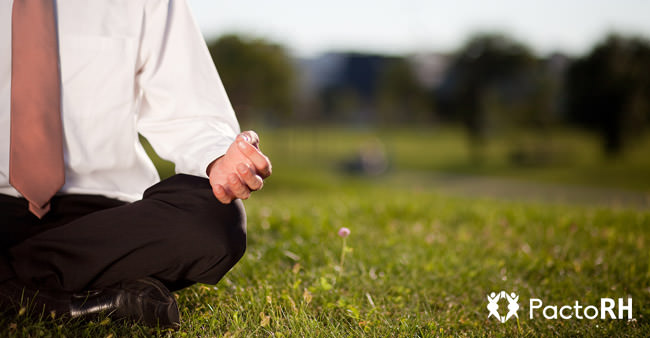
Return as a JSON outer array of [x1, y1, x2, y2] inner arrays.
[[2, 127, 648, 337], [2, 187, 649, 337]]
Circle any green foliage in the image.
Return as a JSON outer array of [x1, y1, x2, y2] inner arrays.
[[455, 33, 535, 86], [207, 34, 296, 124], [441, 33, 538, 154], [377, 58, 432, 124], [566, 34, 650, 155]]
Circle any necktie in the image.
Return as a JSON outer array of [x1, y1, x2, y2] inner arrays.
[[10, 0, 65, 218]]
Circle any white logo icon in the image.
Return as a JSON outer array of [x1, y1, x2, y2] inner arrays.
[[487, 291, 519, 323]]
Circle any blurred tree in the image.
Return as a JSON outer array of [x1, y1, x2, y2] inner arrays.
[[438, 33, 535, 161], [566, 34, 650, 155], [207, 34, 296, 125], [321, 86, 363, 122], [376, 58, 432, 124]]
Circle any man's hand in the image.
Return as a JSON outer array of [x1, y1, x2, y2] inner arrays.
[[207, 130, 272, 204]]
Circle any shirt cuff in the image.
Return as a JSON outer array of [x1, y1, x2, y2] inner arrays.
[[195, 141, 234, 179]]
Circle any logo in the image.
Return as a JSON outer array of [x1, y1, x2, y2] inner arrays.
[[529, 298, 632, 320], [487, 291, 519, 323], [486, 291, 633, 322]]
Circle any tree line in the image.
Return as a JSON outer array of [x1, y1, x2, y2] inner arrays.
[[208, 33, 650, 156]]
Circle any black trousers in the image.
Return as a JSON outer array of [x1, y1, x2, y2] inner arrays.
[[0, 174, 246, 292]]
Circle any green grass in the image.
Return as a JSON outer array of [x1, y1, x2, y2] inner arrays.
[[2, 188, 649, 337], [257, 126, 650, 192], [2, 127, 649, 337]]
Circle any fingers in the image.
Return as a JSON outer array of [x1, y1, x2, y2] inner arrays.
[[228, 173, 251, 200], [212, 184, 232, 204], [212, 173, 253, 204], [236, 130, 271, 178], [237, 140, 272, 178], [237, 163, 264, 191], [238, 130, 260, 148], [211, 130, 269, 204]]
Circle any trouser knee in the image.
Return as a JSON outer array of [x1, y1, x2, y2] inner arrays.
[[148, 176, 248, 285]]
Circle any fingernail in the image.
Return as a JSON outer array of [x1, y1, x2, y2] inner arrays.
[[241, 134, 250, 143], [238, 141, 246, 150]]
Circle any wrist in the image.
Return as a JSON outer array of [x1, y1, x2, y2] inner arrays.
[[206, 156, 223, 176]]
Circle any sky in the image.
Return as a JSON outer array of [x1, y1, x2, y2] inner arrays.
[[188, 0, 650, 57]]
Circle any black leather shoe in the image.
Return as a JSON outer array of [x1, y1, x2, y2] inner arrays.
[[70, 277, 180, 329]]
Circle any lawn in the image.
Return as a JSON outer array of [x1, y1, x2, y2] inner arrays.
[[1, 127, 649, 337]]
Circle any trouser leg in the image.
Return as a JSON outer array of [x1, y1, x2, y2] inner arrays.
[[1, 193, 126, 284], [5, 174, 246, 292]]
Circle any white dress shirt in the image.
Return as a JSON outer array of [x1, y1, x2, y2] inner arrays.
[[0, 0, 240, 202]]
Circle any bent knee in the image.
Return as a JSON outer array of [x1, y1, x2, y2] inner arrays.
[[219, 199, 247, 263], [183, 199, 247, 263]]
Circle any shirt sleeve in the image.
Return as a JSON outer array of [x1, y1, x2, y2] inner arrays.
[[135, 0, 240, 178]]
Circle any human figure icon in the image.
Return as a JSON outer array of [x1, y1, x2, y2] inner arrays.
[[505, 292, 519, 322], [487, 292, 501, 321]]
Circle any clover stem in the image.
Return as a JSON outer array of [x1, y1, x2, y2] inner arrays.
[[338, 237, 347, 278]]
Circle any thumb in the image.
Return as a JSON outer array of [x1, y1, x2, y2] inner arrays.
[[239, 130, 260, 149]]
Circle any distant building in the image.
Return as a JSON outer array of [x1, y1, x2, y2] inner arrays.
[[297, 52, 443, 124]]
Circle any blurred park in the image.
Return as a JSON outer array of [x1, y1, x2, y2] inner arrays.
[[148, 28, 650, 205], [178, 1, 650, 202], [8, 2, 649, 337], [138, 4, 650, 335], [145, 2, 650, 337]]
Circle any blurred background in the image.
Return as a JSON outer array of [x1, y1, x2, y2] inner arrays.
[[158, 0, 650, 207], [132, 4, 650, 335]]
